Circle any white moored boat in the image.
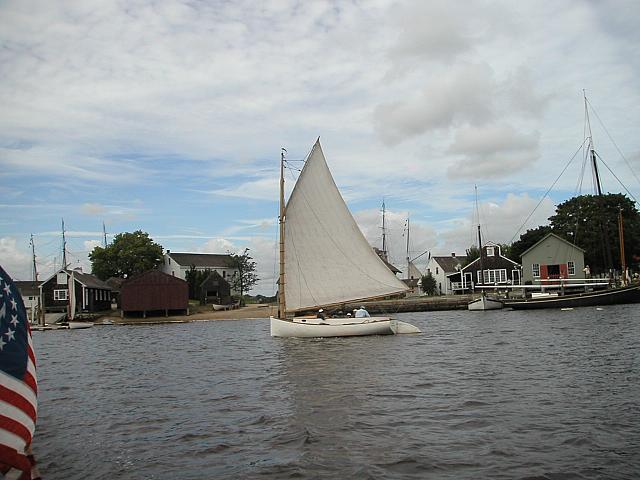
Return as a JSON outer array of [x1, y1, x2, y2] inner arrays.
[[468, 293, 504, 311], [270, 140, 421, 338]]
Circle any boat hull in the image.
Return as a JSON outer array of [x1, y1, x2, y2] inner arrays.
[[270, 316, 420, 338], [504, 284, 640, 310], [468, 296, 504, 311]]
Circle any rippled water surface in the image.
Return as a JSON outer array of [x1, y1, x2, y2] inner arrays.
[[32, 305, 640, 479]]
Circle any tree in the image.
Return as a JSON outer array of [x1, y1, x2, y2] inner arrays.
[[185, 267, 210, 301], [421, 272, 437, 295], [549, 194, 640, 274], [89, 230, 164, 280], [227, 248, 259, 305]]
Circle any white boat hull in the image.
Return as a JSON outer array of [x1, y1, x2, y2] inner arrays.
[[270, 316, 420, 338], [468, 296, 504, 311]]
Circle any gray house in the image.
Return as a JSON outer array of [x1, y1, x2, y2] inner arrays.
[[520, 233, 585, 285]]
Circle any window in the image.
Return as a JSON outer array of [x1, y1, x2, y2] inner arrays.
[[477, 269, 507, 284], [54, 289, 68, 301], [532, 263, 540, 277], [436, 267, 439, 275], [486, 246, 495, 257], [222, 271, 226, 278], [568, 261, 575, 275]]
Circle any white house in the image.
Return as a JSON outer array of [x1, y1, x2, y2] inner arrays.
[[160, 251, 239, 287], [425, 253, 468, 295]]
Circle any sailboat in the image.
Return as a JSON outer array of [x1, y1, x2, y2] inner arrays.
[[270, 140, 421, 337], [505, 94, 640, 310], [468, 188, 503, 311]]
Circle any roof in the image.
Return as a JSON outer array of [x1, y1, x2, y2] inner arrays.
[[123, 269, 187, 286], [72, 271, 112, 289], [14, 281, 40, 296], [167, 252, 234, 268], [432, 256, 467, 273], [402, 278, 420, 288], [519, 233, 585, 258], [373, 248, 402, 274], [41, 269, 111, 290]]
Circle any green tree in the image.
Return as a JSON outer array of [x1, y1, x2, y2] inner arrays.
[[185, 267, 211, 301], [508, 225, 552, 263], [421, 272, 437, 295], [549, 194, 640, 274], [227, 248, 259, 306], [89, 230, 164, 280]]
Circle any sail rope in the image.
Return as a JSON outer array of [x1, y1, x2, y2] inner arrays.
[[509, 138, 589, 244], [593, 151, 639, 205], [586, 97, 640, 188]]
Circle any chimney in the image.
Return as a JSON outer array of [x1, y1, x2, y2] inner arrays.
[[451, 253, 456, 257]]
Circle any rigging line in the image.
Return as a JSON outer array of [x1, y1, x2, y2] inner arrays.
[[586, 97, 640, 187], [593, 152, 640, 205], [509, 138, 589, 244]]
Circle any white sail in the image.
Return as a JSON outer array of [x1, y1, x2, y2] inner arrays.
[[284, 140, 408, 312]]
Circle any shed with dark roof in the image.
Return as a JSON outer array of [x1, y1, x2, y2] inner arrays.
[[40, 269, 112, 313], [120, 270, 188, 317]]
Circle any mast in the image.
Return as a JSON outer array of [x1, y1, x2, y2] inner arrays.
[[61, 218, 68, 269], [278, 148, 287, 318], [405, 215, 410, 279], [584, 91, 613, 273], [30, 234, 38, 282], [103, 221, 108, 247], [618, 209, 626, 285], [475, 186, 485, 289], [381, 199, 388, 261]]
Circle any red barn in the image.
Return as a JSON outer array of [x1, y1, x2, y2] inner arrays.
[[120, 270, 189, 318]]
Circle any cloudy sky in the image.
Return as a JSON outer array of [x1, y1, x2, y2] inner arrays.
[[1, 0, 639, 295]]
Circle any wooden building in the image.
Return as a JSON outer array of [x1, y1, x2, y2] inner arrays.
[[40, 269, 112, 313], [520, 233, 585, 285], [120, 270, 188, 317], [448, 243, 521, 293], [199, 270, 232, 305], [15, 280, 41, 323], [425, 253, 468, 295]]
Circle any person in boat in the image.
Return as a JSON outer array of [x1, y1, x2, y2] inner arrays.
[[355, 306, 370, 318], [317, 308, 325, 320]]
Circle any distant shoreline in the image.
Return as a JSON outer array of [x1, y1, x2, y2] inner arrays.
[[97, 303, 278, 325]]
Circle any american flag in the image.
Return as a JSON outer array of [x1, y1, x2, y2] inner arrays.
[[0, 265, 41, 479]]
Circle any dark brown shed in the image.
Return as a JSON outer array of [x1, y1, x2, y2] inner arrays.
[[120, 270, 188, 317]]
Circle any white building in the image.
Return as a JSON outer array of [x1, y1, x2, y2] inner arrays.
[[425, 253, 468, 295], [160, 251, 239, 287]]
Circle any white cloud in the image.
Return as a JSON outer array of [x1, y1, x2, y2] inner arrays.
[[447, 125, 540, 179], [0, 237, 32, 281]]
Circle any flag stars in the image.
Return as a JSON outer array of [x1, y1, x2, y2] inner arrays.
[[10, 315, 19, 327], [0, 337, 5, 351], [4, 328, 15, 341], [2, 284, 10, 295], [10, 298, 17, 311]]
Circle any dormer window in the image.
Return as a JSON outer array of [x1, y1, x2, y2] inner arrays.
[[486, 246, 494, 257]]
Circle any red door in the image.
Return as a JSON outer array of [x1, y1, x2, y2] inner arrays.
[[559, 264, 568, 279]]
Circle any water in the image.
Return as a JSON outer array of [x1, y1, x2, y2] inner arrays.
[[32, 305, 640, 479]]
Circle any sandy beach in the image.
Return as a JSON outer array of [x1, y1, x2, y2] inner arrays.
[[97, 303, 277, 325]]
